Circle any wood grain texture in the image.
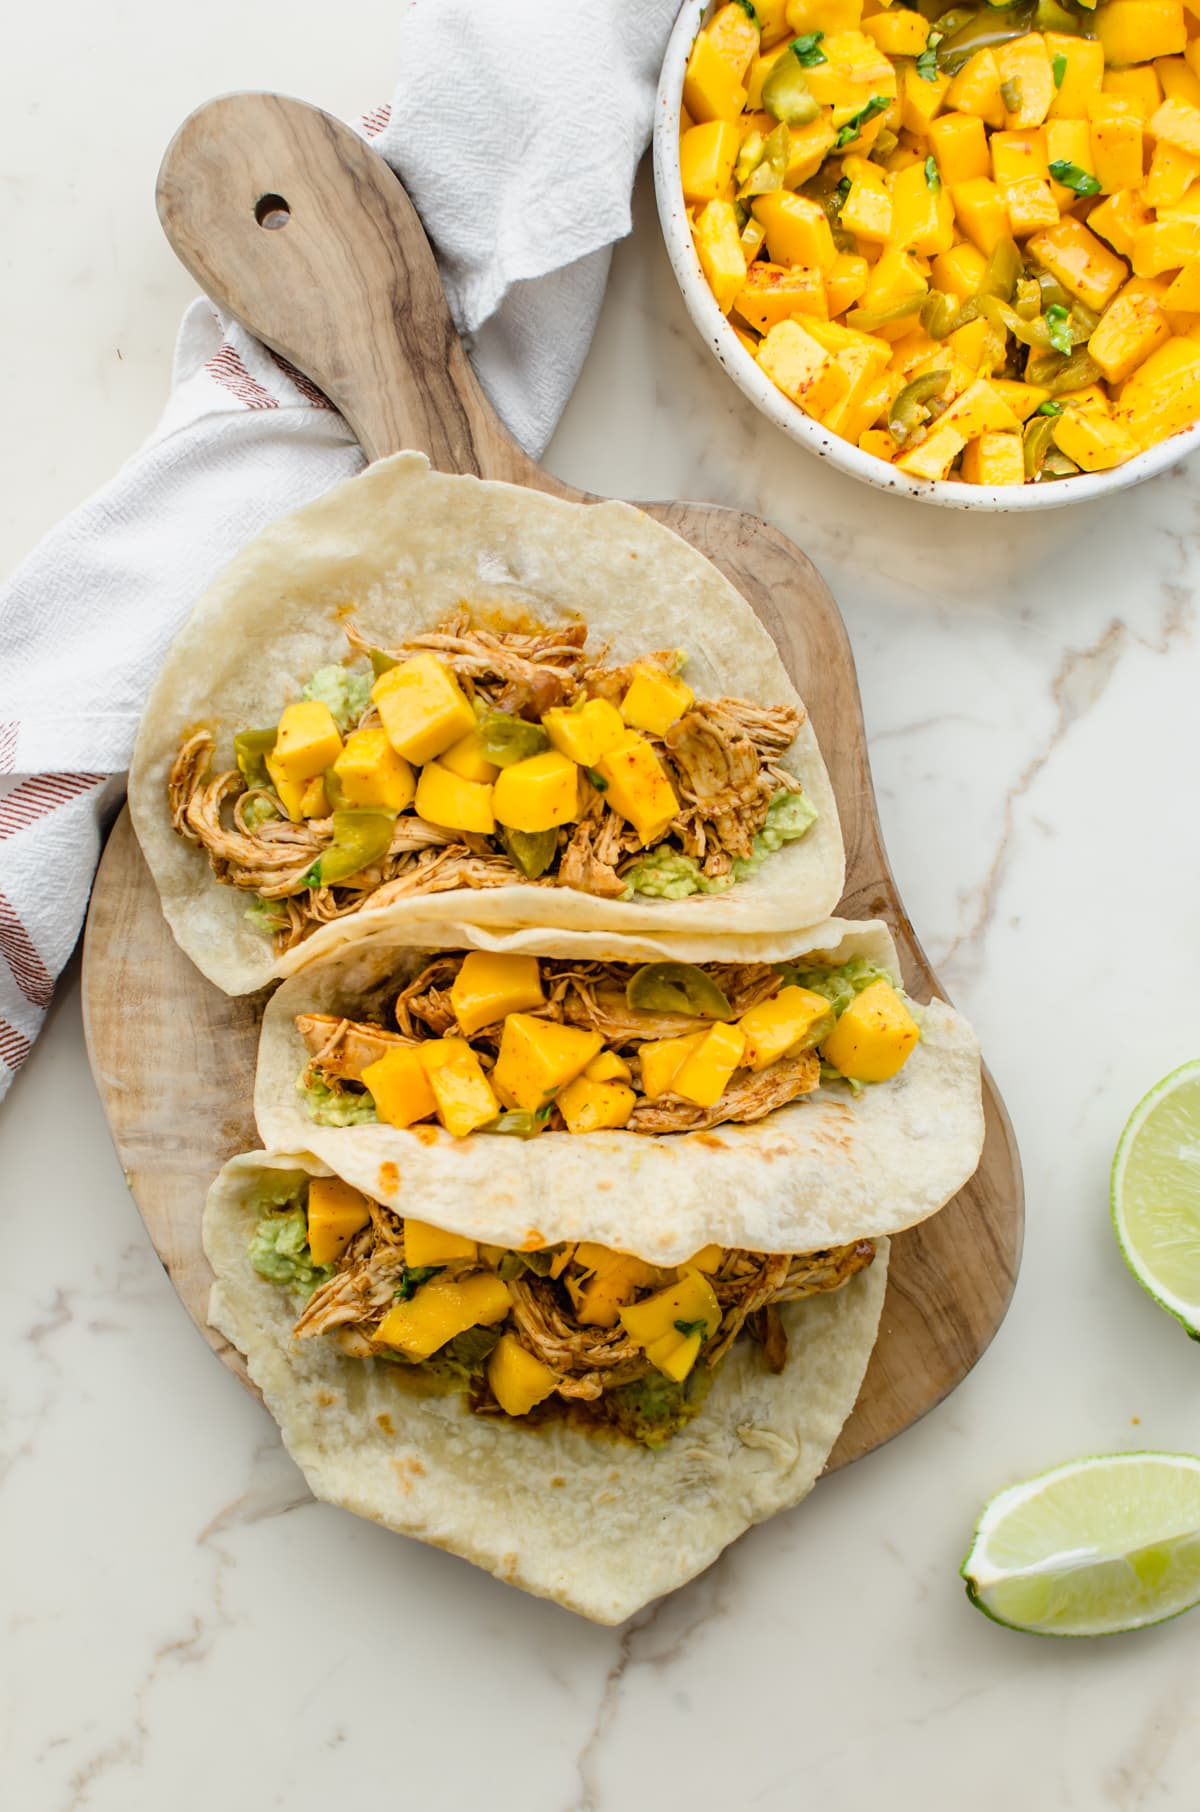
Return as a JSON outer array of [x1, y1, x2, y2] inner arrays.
[[83, 92, 1022, 1474]]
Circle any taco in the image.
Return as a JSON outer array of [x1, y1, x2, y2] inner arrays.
[[128, 452, 842, 995], [204, 1149, 888, 1621], [255, 918, 983, 1258]]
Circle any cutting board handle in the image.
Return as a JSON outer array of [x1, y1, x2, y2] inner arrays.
[[157, 92, 539, 481]]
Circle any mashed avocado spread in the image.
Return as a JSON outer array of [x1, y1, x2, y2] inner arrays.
[[249, 1202, 333, 1298], [623, 790, 817, 900], [302, 664, 372, 733], [299, 1074, 378, 1127]]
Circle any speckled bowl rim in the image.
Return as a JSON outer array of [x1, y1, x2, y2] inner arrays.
[[653, 0, 1200, 512]]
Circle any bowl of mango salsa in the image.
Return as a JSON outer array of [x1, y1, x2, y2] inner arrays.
[[654, 0, 1200, 506]]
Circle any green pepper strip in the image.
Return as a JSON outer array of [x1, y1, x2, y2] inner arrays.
[[889, 370, 952, 448], [234, 728, 277, 790], [304, 808, 396, 888]]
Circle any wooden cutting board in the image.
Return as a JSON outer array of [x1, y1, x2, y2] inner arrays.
[[81, 93, 1022, 1473]]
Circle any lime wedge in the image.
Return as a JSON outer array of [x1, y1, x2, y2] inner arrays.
[[963, 1453, 1200, 1636], [1111, 1059, 1200, 1337]]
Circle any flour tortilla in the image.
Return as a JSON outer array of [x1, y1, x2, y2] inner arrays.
[[128, 451, 843, 996], [255, 915, 983, 1263], [205, 1150, 888, 1623]]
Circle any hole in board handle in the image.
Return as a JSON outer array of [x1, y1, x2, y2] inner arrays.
[[255, 194, 291, 230]]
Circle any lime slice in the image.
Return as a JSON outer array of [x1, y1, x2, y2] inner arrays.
[[962, 1453, 1200, 1636], [1111, 1059, 1200, 1337]]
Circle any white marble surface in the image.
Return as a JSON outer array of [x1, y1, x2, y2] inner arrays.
[[6, 5, 1200, 1807]]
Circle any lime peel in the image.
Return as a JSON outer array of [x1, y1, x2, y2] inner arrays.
[[963, 1452, 1200, 1637], [1111, 1059, 1200, 1337]]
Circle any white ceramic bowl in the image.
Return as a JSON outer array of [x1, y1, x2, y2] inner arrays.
[[653, 0, 1200, 511]]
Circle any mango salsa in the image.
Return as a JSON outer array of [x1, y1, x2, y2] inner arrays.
[[738, 985, 833, 1070], [372, 653, 475, 764], [306, 1177, 371, 1266], [487, 1333, 558, 1416], [492, 1014, 603, 1112], [820, 979, 919, 1082], [592, 736, 679, 845], [683, 0, 1200, 481], [541, 697, 627, 768], [374, 1271, 511, 1359], [416, 1038, 500, 1137], [449, 951, 545, 1037], [414, 761, 496, 835], [619, 664, 695, 737], [271, 700, 343, 783], [333, 728, 416, 811], [360, 1044, 438, 1129], [492, 750, 579, 834]]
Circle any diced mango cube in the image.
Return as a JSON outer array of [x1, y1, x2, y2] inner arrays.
[[680, 119, 740, 204], [685, 1244, 724, 1274], [1002, 176, 1060, 237], [557, 1075, 637, 1134], [1047, 35, 1104, 121], [450, 951, 545, 1037], [1026, 217, 1129, 310], [929, 111, 991, 186], [990, 378, 1052, 420], [403, 1216, 478, 1266], [707, 2, 761, 77], [863, 8, 928, 55], [894, 422, 967, 479], [684, 29, 748, 123], [694, 198, 747, 312], [592, 735, 679, 845], [1051, 407, 1141, 470], [1164, 261, 1200, 309], [620, 1270, 722, 1352], [931, 240, 989, 302], [990, 128, 1049, 185], [542, 697, 627, 769], [372, 653, 475, 765], [890, 160, 956, 255], [638, 1032, 708, 1099], [951, 178, 1012, 255], [901, 63, 950, 135], [841, 166, 894, 245], [414, 761, 495, 834], [572, 1256, 658, 1329], [643, 1328, 704, 1382], [738, 985, 833, 1070], [417, 1038, 501, 1138], [306, 1177, 371, 1266], [825, 251, 870, 315], [1156, 54, 1200, 110], [619, 663, 695, 737], [1097, 1, 1186, 66], [1146, 138, 1200, 209], [1087, 189, 1153, 257], [492, 1015, 603, 1113], [487, 1333, 558, 1416], [333, 727, 416, 810], [584, 1051, 633, 1084], [820, 979, 919, 1081], [298, 774, 330, 819], [1088, 97, 1144, 193], [1089, 290, 1173, 382], [1150, 96, 1200, 157], [939, 379, 1022, 439], [1114, 333, 1200, 445], [996, 35, 1055, 129], [374, 1272, 511, 1358], [960, 431, 1026, 485], [438, 729, 499, 786], [752, 191, 838, 270], [1132, 218, 1200, 275], [360, 1043, 438, 1129], [271, 700, 343, 783], [947, 49, 1006, 130], [1102, 67, 1162, 121], [735, 261, 829, 329], [672, 1021, 747, 1108], [785, 117, 839, 187], [492, 750, 579, 833], [786, 0, 864, 30]]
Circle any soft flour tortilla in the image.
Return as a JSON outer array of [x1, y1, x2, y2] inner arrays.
[[128, 451, 843, 996], [205, 1150, 888, 1623], [256, 916, 984, 1262]]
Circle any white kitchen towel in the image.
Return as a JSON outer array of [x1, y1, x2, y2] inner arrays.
[[0, 0, 680, 1096]]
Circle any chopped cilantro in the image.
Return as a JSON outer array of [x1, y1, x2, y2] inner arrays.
[[395, 1264, 442, 1301], [674, 1318, 710, 1340], [1051, 53, 1067, 88], [1036, 400, 1064, 417], [835, 95, 890, 149], [583, 766, 609, 791], [790, 32, 826, 67], [915, 44, 940, 83], [1048, 159, 1100, 198], [734, 0, 758, 19]]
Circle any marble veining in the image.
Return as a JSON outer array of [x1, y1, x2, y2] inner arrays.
[[6, 6, 1200, 1808]]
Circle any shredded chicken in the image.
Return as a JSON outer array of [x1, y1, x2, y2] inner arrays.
[[296, 1013, 413, 1083], [663, 702, 777, 861], [375, 614, 589, 718], [558, 820, 627, 898], [627, 1049, 821, 1134]]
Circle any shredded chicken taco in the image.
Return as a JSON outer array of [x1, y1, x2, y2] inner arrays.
[[256, 918, 984, 1258], [205, 1150, 888, 1621], [128, 453, 843, 995]]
